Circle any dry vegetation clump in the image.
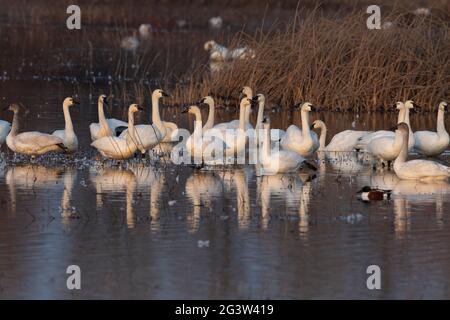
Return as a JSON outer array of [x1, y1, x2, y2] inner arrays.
[[171, 10, 450, 112]]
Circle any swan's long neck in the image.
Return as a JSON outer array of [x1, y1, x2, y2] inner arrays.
[[126, 110, 137, 144], [262, 124, 270, 162], [395, 130, 409, 164], [256, 100, 264, 129], [63, 104, 74, 134], [318, 123, 327, 150], [437, 108, 447, 136], [203, 101, 215, 130], [301, 110, 311, 138], [239, 103, 247, 130], [152, 94, 164, 131], [397, 108, 405, 124], [9, 110, 19, 136], [98, 100, 109, 131], [193, 110, 203, 136], [245, 104, 251, 123]]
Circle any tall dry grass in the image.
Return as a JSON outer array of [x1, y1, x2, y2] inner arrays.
[[171, 9, 450, 111]]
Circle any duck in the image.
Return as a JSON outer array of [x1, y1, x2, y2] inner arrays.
[[5, 104, 68, 157], [355, 101, 415, 151], [356, 186, 392, 202], [91, 104, 143, 160], [182, 105, 227, 165], [414, 101, 449, 156], [200, 96, 215, 131], [259, 118, 307, 174], [119, 89, 169, 153], [280, 102, 317, 157], [89, 95, 128, 141], [310, 120, 370, 152], [394, 122, 450, 180], [52, 97, 79, 153], [0, 118, 11, 146]]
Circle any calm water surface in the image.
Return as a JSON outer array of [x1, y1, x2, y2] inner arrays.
[[0, 81, 449, 299]]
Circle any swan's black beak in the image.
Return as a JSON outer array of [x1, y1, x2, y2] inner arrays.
[[251, 95, 259, 103], [293, 102, 302, 110], [262, 117, 268, 123], [310, 124, 315, 130], [310, 106, 317, 112], [161, 91, 170, 98], [73, 99, 80, 105], [444, 105, 448, 112], [181, 106, 189, 113], [137, 106, 144, 111]]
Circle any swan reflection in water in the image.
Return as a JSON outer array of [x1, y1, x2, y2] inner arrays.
[[366, 171, 450, 237], [257, 171, 312, 237], [5, 165, 78, 227]]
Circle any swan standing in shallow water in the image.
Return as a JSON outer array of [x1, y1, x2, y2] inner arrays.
[[119, 89, 169, 153], [90, 95, 127, 141], [414, 101, 449, 156], [52, 97, 79, 153], [311, 120, 370, 152], [0, 118, 11, 146], [6, 104, 68, 157], [253, 94, 286, 142], [280, 102, 317, 157], [394, 123, 450, 180], [355, 101, 415, 151], [259, 118, 307, 174], [91, 104, 143, 160]]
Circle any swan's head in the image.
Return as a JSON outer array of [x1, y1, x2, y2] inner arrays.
[[63, 97, 80, 107], [6, 103, 20, 113], [204, 40, 216, 51], [301, 102, 316, 112], [310, 120, 325, 130], [98, 95, 108, 105], [395, 101, 405, 110], [181, 105, 200, 115], [242, 86, 253, 98], [404, 100, 416, 109], [395, 122, 410, 134], [439, 101, 448, 112], [240, 97, 252, 108], [153, 89, 170, 99], [251, 94, 265, 104], [200, 96, 214, 106], [129, 104, 143, 113]]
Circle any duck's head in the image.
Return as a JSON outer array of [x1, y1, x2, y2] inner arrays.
[[63, 97, 80, 107], [301, 102, 316, 112], [439, 101, 448, 112], [200, 96, 214, 106], [153, 89, 170, 99], [357, 186, 373, 194], [204, 40, 216, 51], [129, 104, 143, 113], [98, 94, 108, 105]]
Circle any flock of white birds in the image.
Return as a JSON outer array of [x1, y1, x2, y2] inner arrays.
[[0, 86, 449, 180]]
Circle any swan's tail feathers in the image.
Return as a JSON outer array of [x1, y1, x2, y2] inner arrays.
[[57, 143, 69, 153], [115, 126, 128, 137], [303, 160, 318, 171]]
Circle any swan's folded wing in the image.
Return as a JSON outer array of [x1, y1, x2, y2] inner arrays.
[[15, 132, 64, 149], [414, 131, 438, 147], [401, 160, 450, 177], [107, 118, 128, 129], [52, 129, 65, 140]]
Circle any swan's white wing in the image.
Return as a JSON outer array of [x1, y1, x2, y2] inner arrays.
[[326, 130, 371, 152], [15, 132, 64, 150], [0, 120, 11, 144], [119, 125, 163, 150], [161, 121, 179, 142], [414, 131, 439, 148], [107, 118, 128, 130], [355, 130, 393, 150], [397, 160, 450, 179], [52, 129, 65, 140]]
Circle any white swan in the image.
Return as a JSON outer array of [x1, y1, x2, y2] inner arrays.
[[311, 120, 370, 152], [91, 104, 143, 160], [0, 119, 11, 146], [356, 101, 415, 151], [52, 97, 79, 153], [259, 118, 307, 174], [119, 89, 169, 153], [414, 101, 449, 156], [209, 97, 252, 158], [394, 122, 450, 180], [6, 104, 67, 157], [183, 105, 227, 164], [280, 102, 317, 157], [253, 94, 285, 143], [213, 102, 253, 131], [200, 96, 215, 131], [90, 95, 127, 141]]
